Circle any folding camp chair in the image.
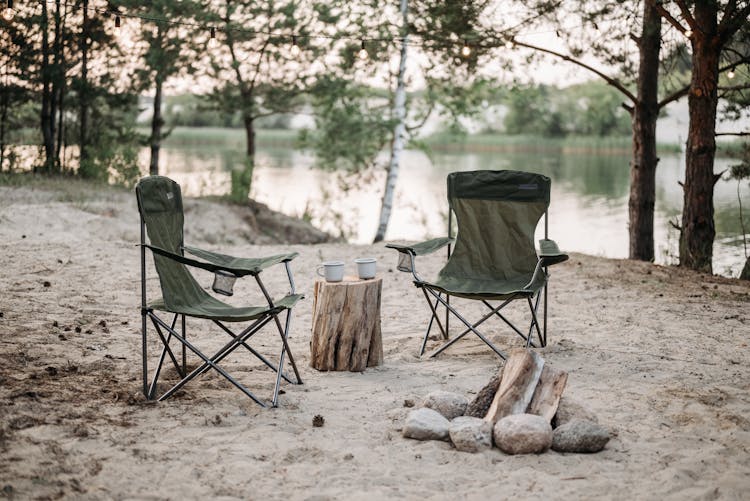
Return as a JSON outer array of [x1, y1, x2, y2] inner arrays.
[[136, 176, 302, 407], [386, 170, 568, 359]]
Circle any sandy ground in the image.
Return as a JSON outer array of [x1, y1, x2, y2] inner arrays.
[[1, 181, 749, 500]]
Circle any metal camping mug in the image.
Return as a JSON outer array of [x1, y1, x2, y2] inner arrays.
[[316, 261, 345, 282], [355, 257, 376, 279]]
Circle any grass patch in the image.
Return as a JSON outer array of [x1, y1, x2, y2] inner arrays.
[[0, 171, 129, 197]]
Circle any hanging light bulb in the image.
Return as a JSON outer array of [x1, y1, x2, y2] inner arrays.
[[684, 28, 692, 38], [290, 35, 300, 57], [727, 68, 735, 79], [209, 26, 216, 46], [505, 38, 514, 49], [358, 39, 368, 60], [3, 0, 14, 21], [461, 40, 471, 57]]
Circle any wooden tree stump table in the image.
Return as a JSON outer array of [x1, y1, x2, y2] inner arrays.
[[310, 277, 383, 371]]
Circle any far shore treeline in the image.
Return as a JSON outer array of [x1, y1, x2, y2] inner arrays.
[[0, 1, 748, 276]]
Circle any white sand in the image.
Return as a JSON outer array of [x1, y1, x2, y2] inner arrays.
[[1, 183, 749, 500]]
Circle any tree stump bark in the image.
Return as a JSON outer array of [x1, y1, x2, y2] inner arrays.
[[310, 277, 383, 371]]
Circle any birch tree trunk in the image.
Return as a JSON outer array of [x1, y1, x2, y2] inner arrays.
[[373, 0, 408, 243]]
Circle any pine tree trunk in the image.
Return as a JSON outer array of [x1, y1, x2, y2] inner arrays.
[[149, 77, 163, 176], [680, 5, 720, 273], [78, 0, 89, 167], [740, 257, 750, 281], [0, 75, 8, 171], [243, 112, 255, 159], [40, 2, 56, 173], [230, 113, 255, 201], [629, 2, 661, 262], [53, 0, 65, 170], [373, 0, 408, 244]]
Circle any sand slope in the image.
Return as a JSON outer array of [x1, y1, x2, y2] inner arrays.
[[1, 184, 749, 500]]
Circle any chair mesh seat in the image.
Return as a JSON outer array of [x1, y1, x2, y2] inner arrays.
[[149, 293, 303, 322], [428, 273, 545, 300]]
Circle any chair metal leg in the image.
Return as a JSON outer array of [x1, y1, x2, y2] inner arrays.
[[181, 314, 187, 372], [419, 292, 444, 356], [272, 310, 301, 407], [425, 288, 507, 359], [430, 302, 506, 358], [150, 315, 184, 375], [271, 313, 302, 386], [147, 315, 189, 399], [543, 278, 549, 347], [481, 299, 538, 348], [150, 313, 267, 406], [524, 293, 542, 348], [445, 294, 450, 340], [214, 320, 295, 384], [196, 317, 270, 377], [527, 296, 544, 348], [141, 309, 148, 398]]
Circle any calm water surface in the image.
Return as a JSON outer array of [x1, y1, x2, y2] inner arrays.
[[154, 144, 749, 277]]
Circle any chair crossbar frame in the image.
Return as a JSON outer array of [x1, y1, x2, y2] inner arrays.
[[418, 283, 547, 359]]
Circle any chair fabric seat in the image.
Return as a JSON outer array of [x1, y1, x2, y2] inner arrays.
[[149, 293, 303, 322], [183, 245, 298, 276], [421, 271, 545, 300]]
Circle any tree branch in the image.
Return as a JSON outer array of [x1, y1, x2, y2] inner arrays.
[[405, 100, 436, 133], [648, 0, 690, 34], [719, 0, 738, 29], [718, 0, 750, 37], [658, 85, 689, 109], [718, 84, 750, 92], [673, 0, 698, 31], [507, 39, 637, 103], [716, 132, 750, 137]]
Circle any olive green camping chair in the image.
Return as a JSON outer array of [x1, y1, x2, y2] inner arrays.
[[136, 176, 303, 407], [387, 170, 568, 359]]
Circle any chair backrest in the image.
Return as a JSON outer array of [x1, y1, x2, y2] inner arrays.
[[136, 176, 207, 309], [440, 170, 550, 282]]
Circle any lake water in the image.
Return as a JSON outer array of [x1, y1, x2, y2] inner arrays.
[[154, 143, 749, 277]]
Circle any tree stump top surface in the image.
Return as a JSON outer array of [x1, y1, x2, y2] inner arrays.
[[315, 276, 383, 286]]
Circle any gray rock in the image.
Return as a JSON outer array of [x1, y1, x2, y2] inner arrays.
[[449, 416, 493, 453], [493, 414, 552, 455], [403, 408, 450, 441], [422, 390, 469, 420], [554, 396, 598, 427], [552, 419, 610, 453]]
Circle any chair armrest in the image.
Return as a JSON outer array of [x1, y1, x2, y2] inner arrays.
[[141, 244, 248, 276], [385, 237, 455, 256], [183, 245, 298, 276], [538, 239, 569, 266]]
